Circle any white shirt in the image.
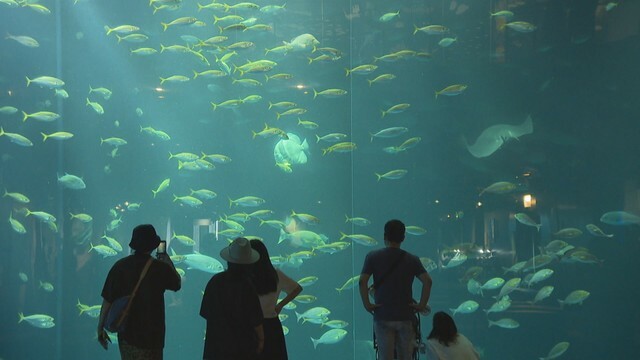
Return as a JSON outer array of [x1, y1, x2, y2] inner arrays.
[[426, 334, 480, 360], [258, 269, 299, 318]]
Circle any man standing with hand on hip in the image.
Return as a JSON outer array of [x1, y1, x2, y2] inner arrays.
[[359, 219, 433, 360]]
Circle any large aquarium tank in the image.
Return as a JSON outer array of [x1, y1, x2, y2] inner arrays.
[[1, 0, 639, 359]]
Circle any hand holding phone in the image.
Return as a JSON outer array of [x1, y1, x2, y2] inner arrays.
[[156, 241, 167, 256]]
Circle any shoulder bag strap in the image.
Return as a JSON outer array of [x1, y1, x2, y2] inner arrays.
[[116, 258, 153, 326], [372, 250, 406, 291]]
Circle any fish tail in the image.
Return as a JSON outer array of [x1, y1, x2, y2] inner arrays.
[[25, 76, 31, 87], [315, 134, 321, 143], [22, 111, 28, 122], [116, 34, 122, 43], [264, 74, 269, 83], [161, 22, 169, 32], [160, 44, 166, 53], [218, 25, 223, 34], [251, 130, 258, 139], [196, 3, 203, 11], [105, 27, 113, 35], [192, 70, 198, 79], [18, 312, 24, 323], [344, 68, 350, 77], [173, 194, 179, 202], [339, 231, 348, 241], [311, 337, 319, 349], [380, 110, 386, 118], [152, 189, 158, 198], [210, 102, 218, 110], [434, 91, 439, 99], [413, 24, 419, 35], [313, 89, 318, 99], [321, 148, 328, 156], [159, 77, 166, 84], [375, 173, 382, 182], [276, 112, 281, 120], [367, 79, 373, 87], [228, 197, 234, 208]]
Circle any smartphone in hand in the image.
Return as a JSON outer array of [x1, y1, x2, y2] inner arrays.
[[156, 241, 167, 256]]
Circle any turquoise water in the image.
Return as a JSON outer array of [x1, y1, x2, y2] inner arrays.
[[1, 0, 640, 359]]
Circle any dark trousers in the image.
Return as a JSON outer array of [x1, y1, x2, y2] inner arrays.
[[258, 317, 288, 360]]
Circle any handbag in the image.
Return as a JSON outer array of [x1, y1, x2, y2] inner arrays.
[[104, 258, 153, 333], [368, 250, 406, 297]]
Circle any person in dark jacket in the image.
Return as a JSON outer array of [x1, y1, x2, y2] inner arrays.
[[97, 224, 181, 360], [200, 237, 264, 360]]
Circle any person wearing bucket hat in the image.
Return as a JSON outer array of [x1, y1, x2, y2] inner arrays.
[[97, 224, 181, 359], [201, 237, 264, 360]]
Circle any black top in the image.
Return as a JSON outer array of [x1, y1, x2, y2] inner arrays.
[[101, 253, 181, 349], [361, 247, 427, 321], [200, 270, 263, 360]]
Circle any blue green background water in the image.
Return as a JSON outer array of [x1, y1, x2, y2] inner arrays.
[[1, 0, 640, 358]]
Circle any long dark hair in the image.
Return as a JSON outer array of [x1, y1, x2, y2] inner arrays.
[[249, 240, 278, 295], [427, 311, 459, 346]]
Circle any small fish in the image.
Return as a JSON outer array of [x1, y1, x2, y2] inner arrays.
[[367, 74, 396, 86], [335, 276, 360, 293], [405, 225, 427, 235], [532, 285, 554, 304], [450, 300, 479, 316], [345, 215, 371, 227], [438, 37, 457, 47], [130, 47, 158, 56], [69, 213, 93, 223], [501, 21, 537, 33], [6, 33, 39, 48], [540, 342, 570, 360], [89, 243, 118, 258], [58, 173, 86, 190], [370, 127, 408, 141], [161, 17, 198, 31], [313, 88, 348, 99], [310, 329, 347, 349], [41, 132, 73, 142], [152, 178, 170, 198], [105, 25, 140, 35], [297, 276, 319, 287], [172, 231, 195, 246], [553, 228, 582, 239], [39, 281, 54, 292], [9, 212, 26, 234], [229, 196, 265, 208], [0, 128, 32, 146], [316, 133, 348, 143], [375, 169, 408, 181], [379, 11, 400, 22], [558, 290, 589, 306], [600, 211, 640, 225], [490, 10, 514, 18], [585, 224, 613, 238], [514, 213, 541, 231], [22, 111, 60, 122], [345, 64, 377, 76], [0, 106, 19, 114], [86, 98, 104, 114], [25, 76, 64, 88], [435, 84, 468, 98], [380, 103, 410, 118], [488, 318, 519, 329], [173, 195, 203, 207], [88, 86, 112, 100], [3, 190, 30, 203], [413, 24, 449, 35], [479, 181, 516, 196], [322, 142, 356, 155]]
